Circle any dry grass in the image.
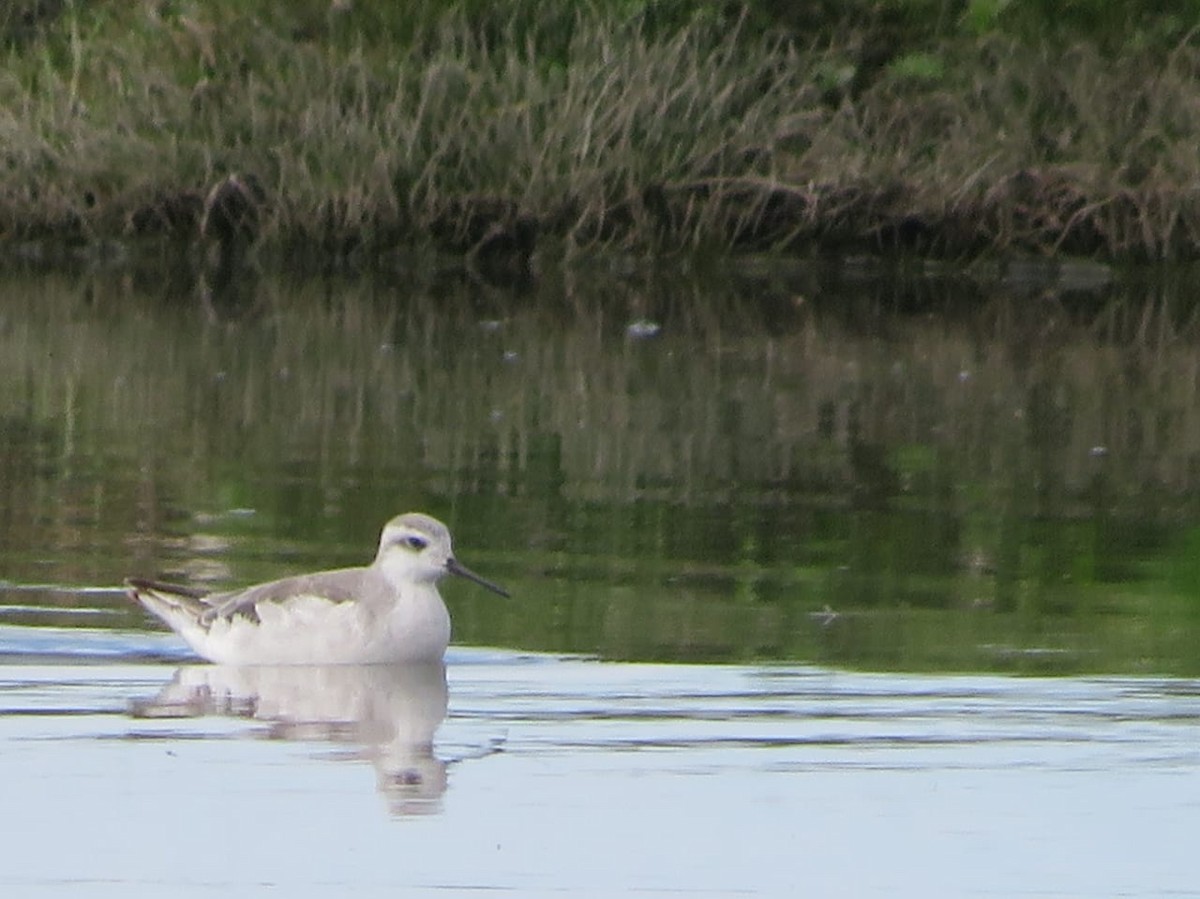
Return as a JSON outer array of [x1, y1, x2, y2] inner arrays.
[[6, 5, 1200, 260]]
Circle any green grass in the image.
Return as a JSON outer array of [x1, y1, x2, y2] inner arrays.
[[6, 1, 1200, 261]]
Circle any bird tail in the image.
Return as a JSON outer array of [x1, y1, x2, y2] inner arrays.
[[125, 578, 213, 635]]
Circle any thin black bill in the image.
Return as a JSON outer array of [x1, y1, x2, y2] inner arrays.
[[446, 558, 510, 597]]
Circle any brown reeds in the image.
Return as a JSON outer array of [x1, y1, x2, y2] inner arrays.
[[5, 5, 1200, 260]]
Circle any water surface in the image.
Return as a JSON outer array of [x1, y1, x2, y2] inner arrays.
[[3, 638, 1198, 897], [4, 258, 1200, 669], [4, 256, 1200, 895]]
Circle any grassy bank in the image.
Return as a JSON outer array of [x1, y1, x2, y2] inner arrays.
[[6, 1, 1200, 263]]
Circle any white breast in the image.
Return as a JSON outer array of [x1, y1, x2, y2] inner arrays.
[[190, 588, 451, 665]]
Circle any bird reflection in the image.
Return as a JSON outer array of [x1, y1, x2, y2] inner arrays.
[[131, 662, 448, 816]]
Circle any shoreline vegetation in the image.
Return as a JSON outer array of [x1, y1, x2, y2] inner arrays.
[[6, 1, 1200, 268]]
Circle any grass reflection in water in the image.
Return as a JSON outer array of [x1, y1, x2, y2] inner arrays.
[[2, 259, 1200, 672]]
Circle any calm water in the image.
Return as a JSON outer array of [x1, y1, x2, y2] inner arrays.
[[3, 647, 1199, 896], [3, 254, 1200, 895]]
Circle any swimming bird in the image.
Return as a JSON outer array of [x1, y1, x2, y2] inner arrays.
[[125, 512, 508, 665]]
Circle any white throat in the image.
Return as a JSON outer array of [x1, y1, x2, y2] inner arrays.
[[378, 553, 444, 592]]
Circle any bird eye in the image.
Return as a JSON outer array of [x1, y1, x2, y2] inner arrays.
[[403, 535, 428, 551]]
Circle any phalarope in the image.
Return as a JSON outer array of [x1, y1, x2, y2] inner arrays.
[[125, 512, 508, 664]]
